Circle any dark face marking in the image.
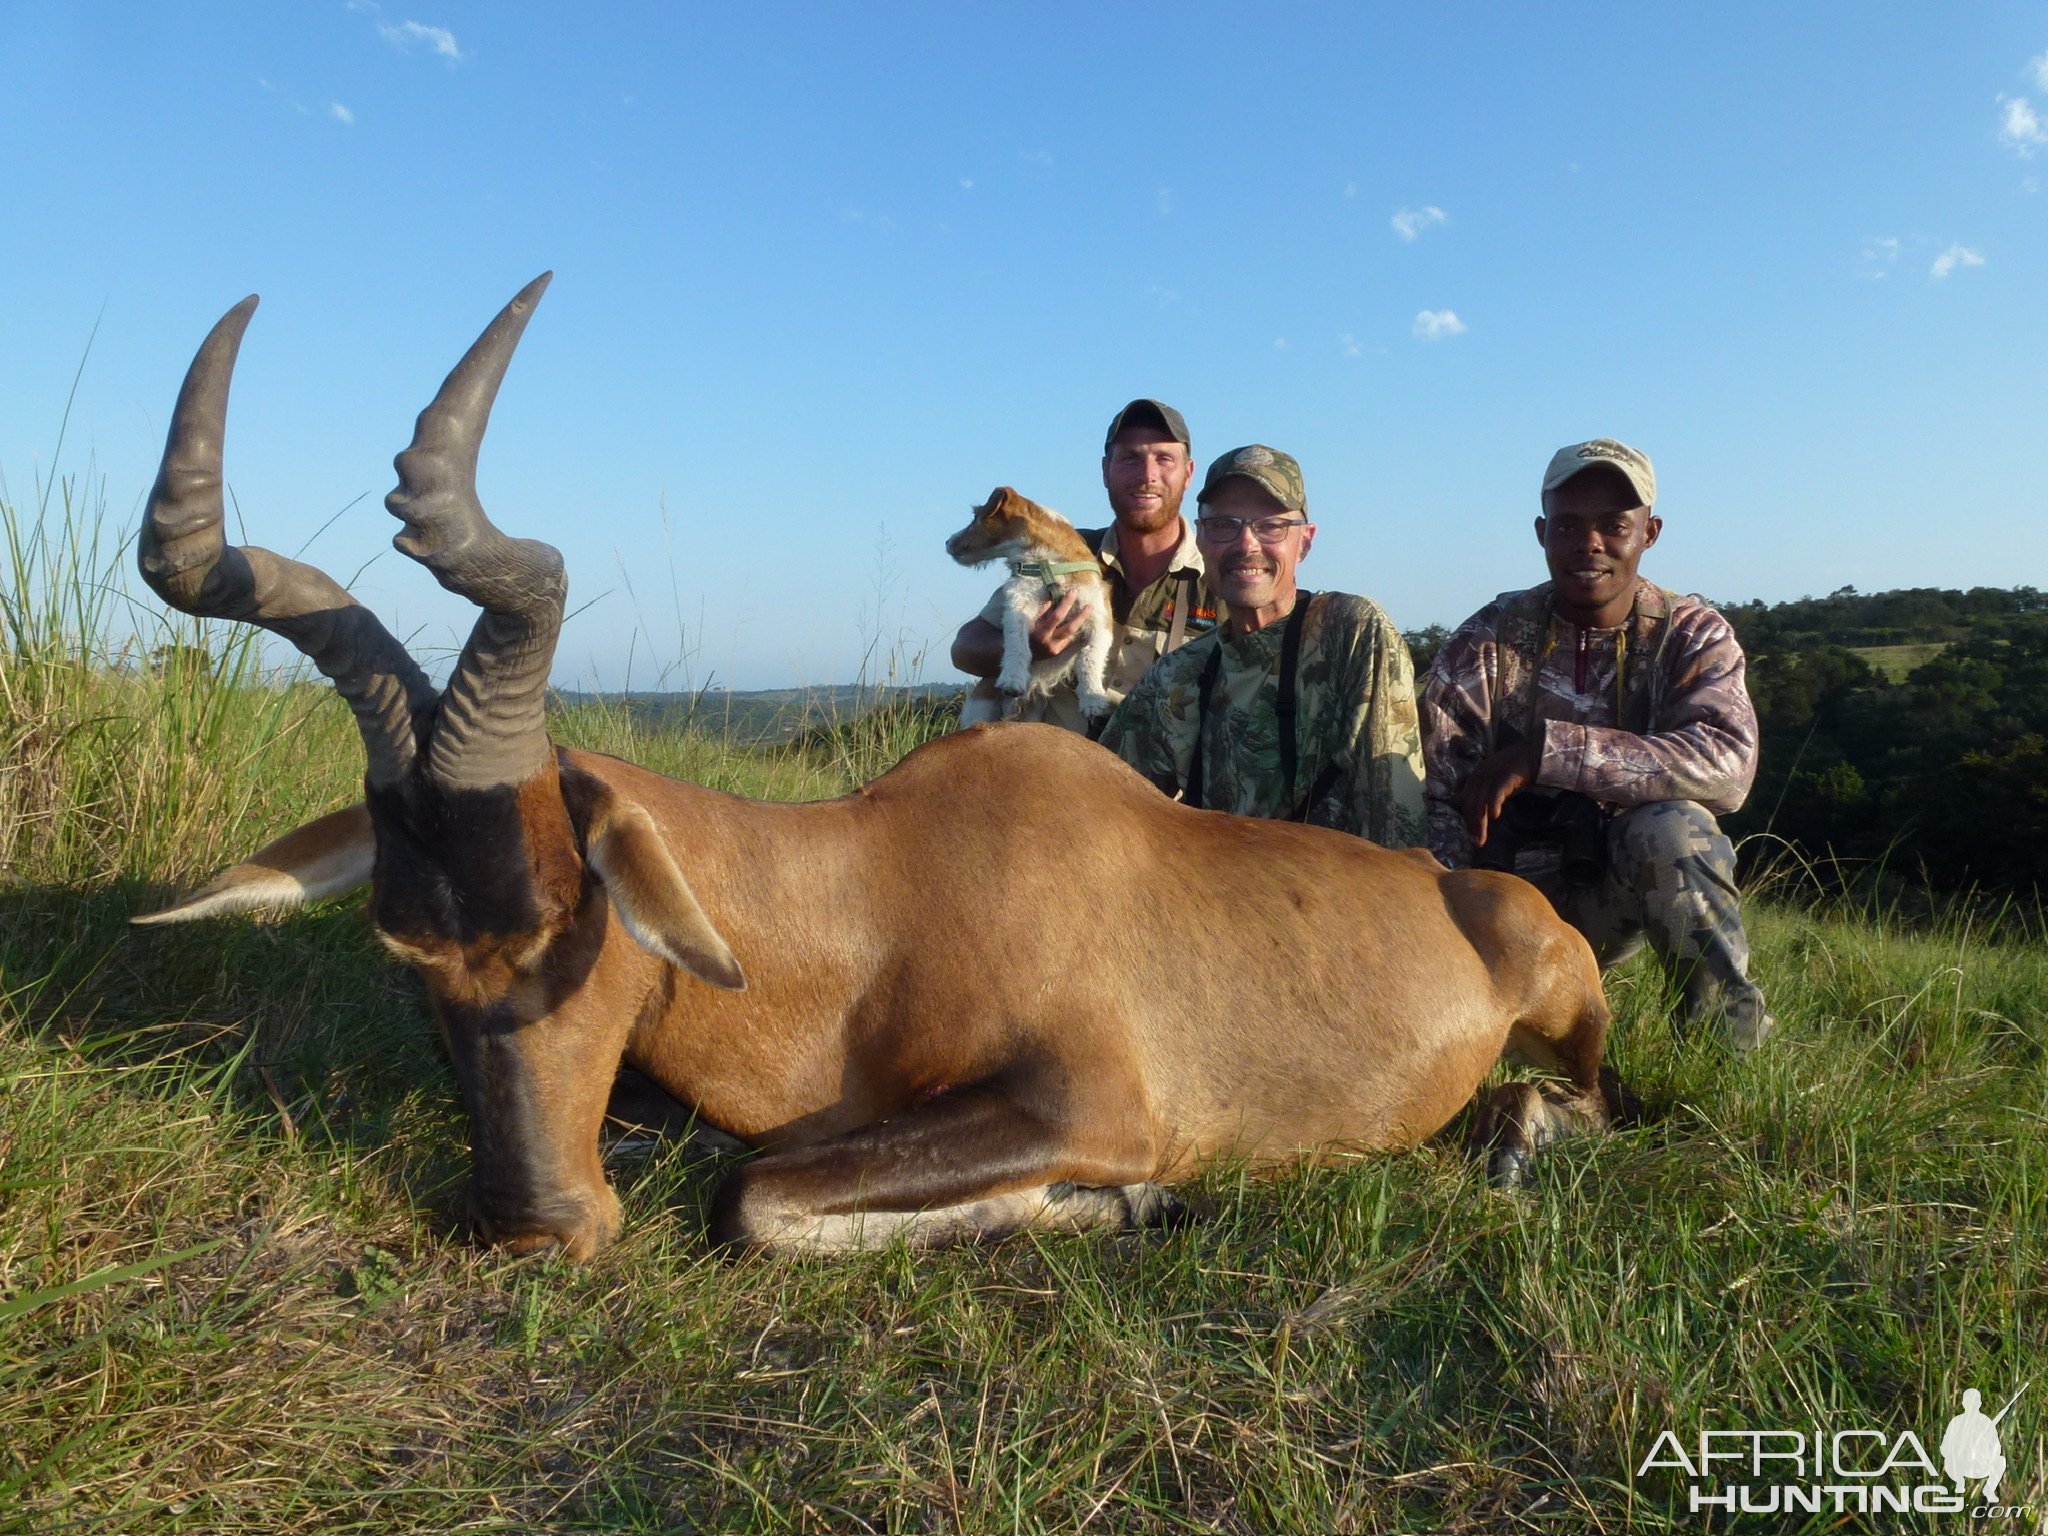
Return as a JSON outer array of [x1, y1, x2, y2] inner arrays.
[[368, 767, 584, 947]]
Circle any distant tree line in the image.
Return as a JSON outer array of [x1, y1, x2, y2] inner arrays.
[[1723, 587, 2046, 892], [1407, 587, 2047, 892]]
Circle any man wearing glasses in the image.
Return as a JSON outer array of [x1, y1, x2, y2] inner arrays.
[[950, 399, 1220, 735], [1418, 438, 1772, 1050], [1098, 445, 1427, 848]]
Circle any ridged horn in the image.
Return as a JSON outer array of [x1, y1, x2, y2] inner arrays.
[[385, 272, 566, 790], [138, 296, 436, 789]]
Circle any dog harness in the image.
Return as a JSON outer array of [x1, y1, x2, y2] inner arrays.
[[1014, 558, 1101, 593]]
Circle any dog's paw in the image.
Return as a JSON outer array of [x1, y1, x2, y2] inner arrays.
[[995, 670, 1031, 697], [1077, 689, 1112, 719]]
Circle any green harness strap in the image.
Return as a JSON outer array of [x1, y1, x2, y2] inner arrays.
[[1016, 559, 1101, 589]]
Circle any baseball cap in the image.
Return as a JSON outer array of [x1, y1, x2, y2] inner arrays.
[[1103, 399, 1191, 453], [1196, 444, 1306, 512], [1542, 438, 1656, 507]]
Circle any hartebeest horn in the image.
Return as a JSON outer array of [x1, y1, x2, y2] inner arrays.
[[139, 296, 437, 788], [385, 272, 566, 790]]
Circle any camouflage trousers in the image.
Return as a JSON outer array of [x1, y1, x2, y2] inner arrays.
[[1515, 800, 1772, 1049]]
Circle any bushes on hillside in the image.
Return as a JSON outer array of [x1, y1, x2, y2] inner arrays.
[[1726, 602, 2048, 892]]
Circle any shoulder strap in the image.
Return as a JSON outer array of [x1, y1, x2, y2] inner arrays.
[[1165, 566, 1197, 651], [1276, 592, 1315, 810], [1181, 641, 1226, 810]]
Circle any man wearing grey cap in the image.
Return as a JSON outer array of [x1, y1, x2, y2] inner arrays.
[[1419, 438, 1772, 1050], [949, 399, 1220, 734], [1099, 445, 1427, 847]]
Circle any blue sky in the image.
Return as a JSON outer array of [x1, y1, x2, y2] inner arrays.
[[4, 4, 2044, 690]]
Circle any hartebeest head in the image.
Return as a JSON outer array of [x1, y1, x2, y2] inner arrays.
[[136, 277, 744, 1256]]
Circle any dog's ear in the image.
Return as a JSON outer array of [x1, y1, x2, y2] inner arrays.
[[985, 486, 1024, 514]]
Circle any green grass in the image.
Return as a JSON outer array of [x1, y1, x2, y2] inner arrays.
[[4, 476, 2046, 1533], [1848, 642, 1948, 682]]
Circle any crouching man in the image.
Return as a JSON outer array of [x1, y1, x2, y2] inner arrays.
[[1420, 438, 1772, 1049], [1100, 445, 1427, 847]]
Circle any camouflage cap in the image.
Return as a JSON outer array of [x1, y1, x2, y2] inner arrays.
[[1104, 399, 1191, 453], [1197, 444, 1306, 512], [1542, 438, 1656, 508]]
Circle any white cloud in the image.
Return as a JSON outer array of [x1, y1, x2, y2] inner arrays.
[[1412, 309, 1467, 339], [330, 101, 355, 125], [1272, 337, 1288, 349], [378, 18, 462, 61], [1860, 235, 1899, 279], [1339, 333, 1362, 357], [958, 177, 974, 191], [1343, 181, 1358, 199], [1391, 205, 1447, 241], [1019, 149, 1053, 169], [1998, 94, 2047, 154], [1157, 187, 1172, 217], [1929, 243, 1985, 279], [2033, 51, 2048, 91]]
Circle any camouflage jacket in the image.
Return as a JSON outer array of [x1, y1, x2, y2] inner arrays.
[[1419, 579, 1759, 867], [1098, 592, 1428, 847], [975, 519, 1221, 734]]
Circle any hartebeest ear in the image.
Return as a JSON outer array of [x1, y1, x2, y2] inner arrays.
[[132, 803, 375, 925], [585, 798, 746, 991]]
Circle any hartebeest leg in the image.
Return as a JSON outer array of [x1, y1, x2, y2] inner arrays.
[[1470, 925, 1628, 1188], [708, 1084, 1164, 1254]]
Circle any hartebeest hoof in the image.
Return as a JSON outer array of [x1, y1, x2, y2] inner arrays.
[[1487, 1143, 1535, 1190], [1473, 1072, 1620, 1190]]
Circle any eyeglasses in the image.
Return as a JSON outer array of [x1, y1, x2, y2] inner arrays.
[[1195, 515, 1308, 544]]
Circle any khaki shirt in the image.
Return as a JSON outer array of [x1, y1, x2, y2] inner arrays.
[[1098, 592, 1429, 848], [974, 519, 1220, 734]]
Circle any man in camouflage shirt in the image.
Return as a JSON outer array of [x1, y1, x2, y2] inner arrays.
[[951, 399, 1221, 734], [1099, 445, 1427, 848], [1420, 438, 1772, 1049]]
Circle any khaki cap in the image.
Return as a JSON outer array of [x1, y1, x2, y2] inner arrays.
[[1543, 438, 1656, 507], [1197, 444, 1306, 512]]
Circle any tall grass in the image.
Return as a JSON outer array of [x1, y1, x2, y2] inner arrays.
[[0, 465, 358, 893], [3, 470, 2046, 1533]]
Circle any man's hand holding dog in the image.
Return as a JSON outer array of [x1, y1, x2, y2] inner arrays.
[[1028, 592, 1087, 661]]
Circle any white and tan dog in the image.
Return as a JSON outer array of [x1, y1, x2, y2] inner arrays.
[[947, 486, 1115, 727]]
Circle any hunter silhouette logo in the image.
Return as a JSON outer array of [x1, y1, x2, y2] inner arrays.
[[1636, 1380, 2036, 1520], [1943, 1385, 2024, 1504]]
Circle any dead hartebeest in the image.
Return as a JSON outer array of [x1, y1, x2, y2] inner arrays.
[[133, 275, 1626, 1258]]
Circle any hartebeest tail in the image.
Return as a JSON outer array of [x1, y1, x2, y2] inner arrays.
[[135, 278, 1625, 1260]]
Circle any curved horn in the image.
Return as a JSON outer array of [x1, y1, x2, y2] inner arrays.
[[139, 297, 435, 789], [385, 272, 566, 790]]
